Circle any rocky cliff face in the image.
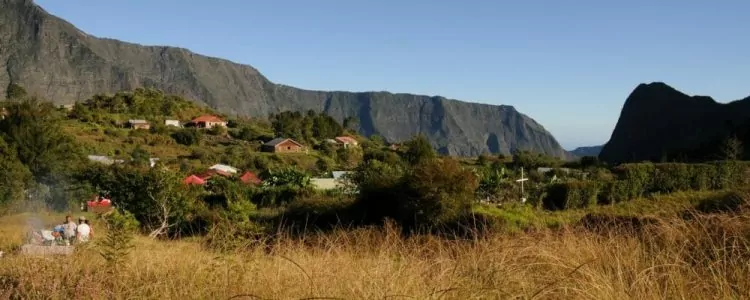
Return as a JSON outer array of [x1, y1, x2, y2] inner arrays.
[[0, 0, 570, 157], [599, 82, 750, 163]]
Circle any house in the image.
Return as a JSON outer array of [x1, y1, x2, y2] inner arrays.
[[239, 171, 262, 185], [87, 155, 125, 166], [183, 175, 207, 185], [209, 164, 239, 174], [188, 115, 226, 129], [128, 119, 150, 130], [164, 120, 181, 127], [262, 138, 305, 153], [311, 178, 338, 190], [59, 104, 74, 111], [311, 171, 352, 191], [334, 136, 359, 148]]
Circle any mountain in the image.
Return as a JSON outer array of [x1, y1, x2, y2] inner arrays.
[[599, 82, 750, 164], [570, 146, 603, 157], [0, 0, 569, 158]]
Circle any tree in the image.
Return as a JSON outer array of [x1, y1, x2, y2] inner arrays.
[[343, 116, 359, 131], [401, 158, 478, 227], [722, 135, 743, 161], [260, 167, 312, 188], [130, 145, 151, 167], [0, 98, 81, 181], [101, 166, 200, 238], [402, 134, 435, 165], [0, 136, 32, 212], [171, 128, 202, 146], [5, 83, 27, 100]]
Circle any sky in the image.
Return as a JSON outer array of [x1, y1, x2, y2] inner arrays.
[[33, 0, 750, 149]]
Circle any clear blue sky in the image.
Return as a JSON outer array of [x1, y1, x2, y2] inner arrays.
[[34, 0, 750, 149]]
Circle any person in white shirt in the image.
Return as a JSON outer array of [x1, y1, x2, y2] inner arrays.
[[76, 216, 93, 243], [62, 215, 77, 244]]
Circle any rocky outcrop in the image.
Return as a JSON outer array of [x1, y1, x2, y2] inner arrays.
[[0, 0, 569, 157], [599, 82, 750, 163]]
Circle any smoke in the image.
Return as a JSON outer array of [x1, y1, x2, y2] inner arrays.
[[25, 215, 45, 232]]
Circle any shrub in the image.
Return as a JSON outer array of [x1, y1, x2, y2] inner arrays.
[[252, 185, 314, 207], [352, 158, 478, 230], [171, 128, 202, 146], [543, 180, 600, 210]]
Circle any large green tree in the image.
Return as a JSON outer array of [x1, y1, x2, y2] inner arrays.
[[402, 134, 436, 165], [0, 97, 82, 182], [0, 136, 32, 212]]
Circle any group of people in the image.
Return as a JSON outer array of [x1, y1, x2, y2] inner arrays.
[[58, 215, 94, 244], [30, 215, 94, 246]]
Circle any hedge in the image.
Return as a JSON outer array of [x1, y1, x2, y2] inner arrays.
[[543, 180, 600, 210], [601, 161, 749, 204], [546, 161, 750, 210]]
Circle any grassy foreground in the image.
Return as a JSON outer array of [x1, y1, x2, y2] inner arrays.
[[1, 192, 749, 299]]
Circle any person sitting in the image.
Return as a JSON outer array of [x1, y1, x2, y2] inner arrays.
[[76, 216, 93, 242], [62, 215, 77, 245]]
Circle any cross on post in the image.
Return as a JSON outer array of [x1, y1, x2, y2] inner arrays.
[[515, 167, 528, 203]]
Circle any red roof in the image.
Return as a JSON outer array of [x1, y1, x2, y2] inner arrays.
[[335, 136, 358, 144], [190, 115, 225, 123], [183, 175, 207, 185], [239, 171, 262, 185]]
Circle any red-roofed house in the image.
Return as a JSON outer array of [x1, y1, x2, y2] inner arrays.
[[183, 175, 207, 185], [335, 136, 359, 148], [188, 115, 227, 129], [239, 171, 262, 185]]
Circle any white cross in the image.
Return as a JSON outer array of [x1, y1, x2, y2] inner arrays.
[[515, 167, 528, 203]]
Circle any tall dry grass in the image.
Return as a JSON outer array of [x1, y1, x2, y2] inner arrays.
[[1, 211, 749, 300]]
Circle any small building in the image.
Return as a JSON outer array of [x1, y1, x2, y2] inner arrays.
[[262, 138, 304, 153], [183, 175, 206, 186], [311, 178, 338, 190], [188, 115, 226, 129], [239, 171, 262, 185], [335, 136, 359, 148], [164, 120, 181, 127], [59, 104, 74, 111], [209, 164, 239, 174], [128, 119, 150, 130], [87, 155, 125, 166]]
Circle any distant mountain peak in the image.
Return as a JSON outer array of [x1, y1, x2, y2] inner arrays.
[[600, 83, 750, 163]]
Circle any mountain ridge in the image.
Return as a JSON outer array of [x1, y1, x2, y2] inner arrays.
[[599, 82, 750, 163], [1, 0, 570, 158]]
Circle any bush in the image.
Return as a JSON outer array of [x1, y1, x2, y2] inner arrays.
[[252, 185, 313, 207], [171, 128, 202, 146], [276, 194, 357, 232], [351, 158, 478, 230], [543, 180, 600, 210]]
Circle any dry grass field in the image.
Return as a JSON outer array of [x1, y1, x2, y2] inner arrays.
[[1, 193, 749, 299]]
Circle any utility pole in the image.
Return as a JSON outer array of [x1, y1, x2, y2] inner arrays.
[[515, 167, 528, 203]]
